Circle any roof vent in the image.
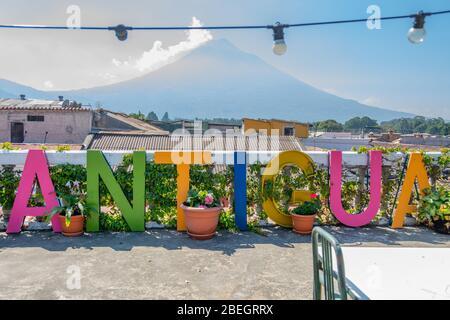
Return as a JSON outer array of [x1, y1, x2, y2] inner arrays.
[[19, 94, 26, 100], [62, 100, 70, 108]]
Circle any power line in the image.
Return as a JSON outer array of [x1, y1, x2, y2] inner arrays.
[[0, 9, 448, 30], [289, 9, 450, 27], [0, 9, 449, 54]]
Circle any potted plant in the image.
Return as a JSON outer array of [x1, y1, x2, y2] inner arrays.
[[290, 193, 321, 235], [417, 186, 449, 235], [47, 181, 93, 237], [181, 188, 222, 240]]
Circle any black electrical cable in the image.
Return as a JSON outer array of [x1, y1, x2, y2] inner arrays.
[[289, 9, 450, 28], [0, 9, 448, 31]]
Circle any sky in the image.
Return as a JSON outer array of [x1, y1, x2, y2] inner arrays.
[[0, 0, 449, 118]]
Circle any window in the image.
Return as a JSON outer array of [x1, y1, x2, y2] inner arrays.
[[284, 127, 294, 136], [27, 115, 45, 122]]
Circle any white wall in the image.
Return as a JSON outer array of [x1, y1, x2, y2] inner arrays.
[[0, 110, 92, 144]]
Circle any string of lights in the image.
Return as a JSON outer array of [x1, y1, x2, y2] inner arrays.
[[0, 9, 449, 55]]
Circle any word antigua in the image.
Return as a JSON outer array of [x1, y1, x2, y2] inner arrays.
[[5, 150, 432, 233]]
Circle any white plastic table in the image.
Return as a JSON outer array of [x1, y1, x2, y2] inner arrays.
[[339, 247, 450, 300]]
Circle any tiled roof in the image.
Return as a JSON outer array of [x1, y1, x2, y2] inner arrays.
[[86, 132, 304, 151], [0, 98, 91, 111], [101, 111, 167, 132], [9, 143, 84, 150]]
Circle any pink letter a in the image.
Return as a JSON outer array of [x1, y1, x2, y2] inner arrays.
[[329, 150, 382, 227], [6, 150, 61, 233]]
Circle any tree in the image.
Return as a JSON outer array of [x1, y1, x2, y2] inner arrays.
[[129, 110, 145, 120], [146, 111, 159, 121], [314, 120, 343, 132], [360, 116, 378, 128], [344, 116, 378, 132], [398, 118, 412, 133], [161, 112, 170, 122], [380, 117, 449, 135]]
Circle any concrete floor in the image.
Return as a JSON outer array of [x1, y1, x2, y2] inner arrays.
[[0, 226, 448, 300]]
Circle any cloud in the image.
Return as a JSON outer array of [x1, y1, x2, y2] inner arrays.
[[44, 80, 54, 89], [112, 59, 122, 67], [135, 17, 213, 72], [111, 17, 212, 79]]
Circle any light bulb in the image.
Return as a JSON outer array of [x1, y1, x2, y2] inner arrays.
[[271, 22, 288, 56], [273, 39, 287, 55], [408, 11, 427, 44], [407, 27, 426, 44], [111, 24, 129, 41]]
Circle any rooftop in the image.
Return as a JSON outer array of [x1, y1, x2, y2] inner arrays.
[[0, 98, 92, 111], [5, 143, 84, 150], [96, 110, 169, 133], [0, 226, 447, 299], [85, 132, 304, 151], [313, 132, 361, 139], [243, 117, 308, 126]]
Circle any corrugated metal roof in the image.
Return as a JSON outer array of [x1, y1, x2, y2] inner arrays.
[[87, 132, 303, 151], [0, 98, 91, 111]]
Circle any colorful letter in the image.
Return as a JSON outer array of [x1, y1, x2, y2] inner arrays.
[[86, 151, 146, 232], [261, 150, 315, 227], [154, 152, 212, 231], [329, 150, 382, 227], [6, 150, 60, 233], [234, 151, 247, 230], [391, 153, 431, 228]]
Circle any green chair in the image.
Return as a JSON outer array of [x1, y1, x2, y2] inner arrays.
[[312, 227, 348, 300]]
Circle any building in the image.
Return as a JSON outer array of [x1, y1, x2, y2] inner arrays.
[[92, 109, 168, 134], [148, 119, 242, 134], [370, 130, 401, 142], [303, 131, 371, 151], [0, 97, 167, 145], [84, 132, 304, 151], [370, 132, 449, 151], [397, 133, 449, 147], [0, 97, 92, 144], [242, 118, 308, 138], [312, 132, 355, 139]]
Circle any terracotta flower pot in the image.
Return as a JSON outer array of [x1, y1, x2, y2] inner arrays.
[[58, 215, 84, 237], [291, 213, 316, 235], [181, 204, 221, 240]]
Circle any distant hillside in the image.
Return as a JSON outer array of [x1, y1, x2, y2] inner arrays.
[[0, 79, 52, 100], [0, 39, 414, 122]]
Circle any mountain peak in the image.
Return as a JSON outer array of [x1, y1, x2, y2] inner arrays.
[[201, 38, 240, 50], [187, 38, 254, 61]]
